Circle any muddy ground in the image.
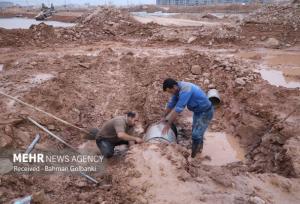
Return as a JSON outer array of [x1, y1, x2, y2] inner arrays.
[[0, 3, 300, 204]]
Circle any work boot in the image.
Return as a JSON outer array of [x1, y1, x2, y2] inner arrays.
[[191, 142, 203, 158]]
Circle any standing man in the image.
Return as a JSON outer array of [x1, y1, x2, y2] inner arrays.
[[161, 78, 214, 158], [88, 112, 143, 158]]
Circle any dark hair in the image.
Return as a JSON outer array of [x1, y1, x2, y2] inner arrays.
[[163, 78, 178, 91], [126, 111, 136, 118]]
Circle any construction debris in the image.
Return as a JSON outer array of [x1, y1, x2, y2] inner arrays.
[[27, 117, 79, 152], [25, 134, 40, 153], [35, 3, 55, 21]]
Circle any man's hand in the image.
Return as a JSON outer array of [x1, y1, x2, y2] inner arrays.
[[159, 117, 166, 123], [162, 123, 170, 135], [135, 137, 143, 144], [161, 109, 178, 135]]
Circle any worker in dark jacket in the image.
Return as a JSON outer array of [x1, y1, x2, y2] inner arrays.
[[161, 78, 214, 158]]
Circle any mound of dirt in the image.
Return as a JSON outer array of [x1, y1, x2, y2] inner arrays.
[[244, 4, 300, 27], [241, 4, 300, 46], [0, 7, 159, 48], [29, 23, 56, 41], [149, 24, 240, 45], [0, 23, 60, 47], [76, 7, 158, 37], [0, 28, 32, 47]]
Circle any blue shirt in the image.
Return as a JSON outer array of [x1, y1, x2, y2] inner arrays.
[[167, 81, 211, 113]]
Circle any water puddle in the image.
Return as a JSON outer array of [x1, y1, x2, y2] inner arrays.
[[0, 18, 75, 29], [0, 64, 3, 72], [29, 73, 54, 84], [202, 132, 245, 166], [237, 49, 300, 88], [180, 110, 245, 165], [258, 68, 300, 88]]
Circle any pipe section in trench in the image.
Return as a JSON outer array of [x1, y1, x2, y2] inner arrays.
[[143, 122, 177, 143]]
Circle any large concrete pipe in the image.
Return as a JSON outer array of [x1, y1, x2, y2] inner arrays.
[[144, 122, 177, 143]]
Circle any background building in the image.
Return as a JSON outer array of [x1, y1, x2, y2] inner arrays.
[[0, 1, 14, 8]]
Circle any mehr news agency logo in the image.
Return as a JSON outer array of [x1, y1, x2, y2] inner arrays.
[[0, 150, 105, 175]]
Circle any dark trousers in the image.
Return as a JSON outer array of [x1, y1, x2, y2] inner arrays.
[[96, 138, 129, 158], [192, 106, 214, 145]]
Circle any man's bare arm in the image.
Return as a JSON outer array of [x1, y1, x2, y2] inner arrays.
[[162, 110, 179, 135], [164, 107, 173, 117], [166, 109, 178, 125]]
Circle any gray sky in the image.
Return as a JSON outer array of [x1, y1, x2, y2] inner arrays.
[[3, 0, 156, 6]]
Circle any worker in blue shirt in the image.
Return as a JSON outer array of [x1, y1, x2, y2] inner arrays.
[[161, 78, 214, 158]]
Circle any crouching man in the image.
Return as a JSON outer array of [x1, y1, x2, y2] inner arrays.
[[88, 112, 143, 158]]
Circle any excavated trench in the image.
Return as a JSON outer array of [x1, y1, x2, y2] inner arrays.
[[112, 49, 300, 203], [0, 43, 300, 203]]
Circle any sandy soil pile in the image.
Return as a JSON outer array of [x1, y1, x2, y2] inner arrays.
[[75, 7, 158, 37], [0, 6, 243, 48], [241, 3, 300, 46], [244, 4, 300, 27], [0, 23, 62, 47], [0, 28, 29, 47], [129, 51, 260, 123], [148, 24, 240, 45]]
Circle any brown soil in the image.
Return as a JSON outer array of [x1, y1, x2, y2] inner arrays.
[[0, 3, 300, 204], [241, 4, 300, 46]]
